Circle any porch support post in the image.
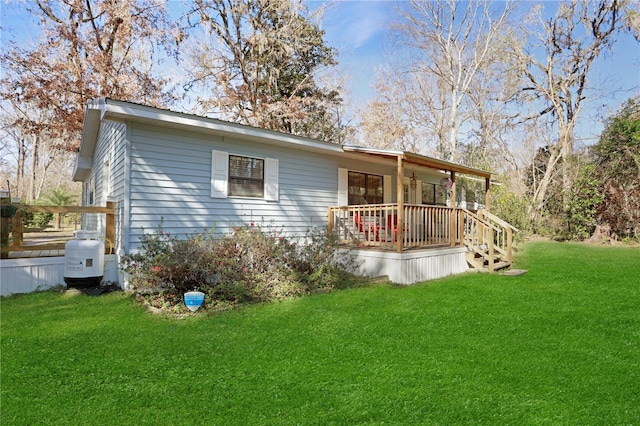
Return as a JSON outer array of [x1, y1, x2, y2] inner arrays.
[[0, 194, 10, 259], [450, 171, 457, 247], [450, 171, 456, 208], [485, 177, 491, 211], [396, 155, 404, 253]]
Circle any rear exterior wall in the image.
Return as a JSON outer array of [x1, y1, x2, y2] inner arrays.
[[124, 123, 367, 251]]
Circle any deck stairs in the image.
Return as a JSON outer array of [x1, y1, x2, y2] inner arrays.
[[465, 243, 512, 272], [461, 209, 518, 273]]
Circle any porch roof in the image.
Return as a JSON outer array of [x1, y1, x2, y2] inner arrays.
[[342, 145, 491, 179]]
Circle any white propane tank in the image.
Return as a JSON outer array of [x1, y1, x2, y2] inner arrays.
[[64, 230, 105, 288]]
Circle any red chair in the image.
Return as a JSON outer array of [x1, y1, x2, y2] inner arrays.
[[354, 212, 380, 241]]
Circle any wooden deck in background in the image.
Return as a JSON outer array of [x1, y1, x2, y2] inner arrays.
[[4, 228, 74, 259], [7, 249, 66, 258]]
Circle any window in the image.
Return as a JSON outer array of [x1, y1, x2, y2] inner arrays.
[[422, 182, 436, 205], [436, 185, 447, 205], [87, 176, 95, 205], [211, 151, 278, 200], [102, 158, 111, 200], [228, 155, 264, 198], [348, 171, 383, 205]]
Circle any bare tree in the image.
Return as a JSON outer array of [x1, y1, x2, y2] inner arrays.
[[510, 0, 629, 216], [0, 0, 179, 149], [359, 100, 416, 152], [461, 27, 524, 174], [184, 0, 345, 141], [0, 100, 72, 200], [1, 0, 181, 200], [359, 69, 423, 152], [626, 5, 640, 40], [363, 67, 447, 157], [392, 0, 515, 162]]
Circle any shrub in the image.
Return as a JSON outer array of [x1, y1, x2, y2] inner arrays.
[[22, 211, 54, 229], [120, 222, 175, 292], [566, 164, 604, 241], [121, 221, 360, 311]]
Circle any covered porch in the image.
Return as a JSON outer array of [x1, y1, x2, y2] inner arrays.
[[328, 203, 515, 271], [328, 147, 518, 279]]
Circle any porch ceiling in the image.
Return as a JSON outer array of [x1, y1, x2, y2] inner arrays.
[[342, 145, 491, 179]]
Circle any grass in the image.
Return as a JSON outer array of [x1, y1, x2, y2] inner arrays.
[[2, 241, 639, 425]]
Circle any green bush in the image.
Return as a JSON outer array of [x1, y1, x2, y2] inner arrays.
[[121, 222, 359, 311], [490, 182, 532, 238], [566, 164, 604, 241], [22, 211, 54, 229]]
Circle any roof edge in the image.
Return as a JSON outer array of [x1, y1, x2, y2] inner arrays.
[[72, 99, 105, 181], [100, 98, 344, 154], [343, 145, 491, 178]]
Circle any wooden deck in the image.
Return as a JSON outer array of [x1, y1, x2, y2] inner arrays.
[[3, 228, 73, 259], [328, 204, 518, 273], [1, 201, 115, 260], [7, 249, 66, 258]]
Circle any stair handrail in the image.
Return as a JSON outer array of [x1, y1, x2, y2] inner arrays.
[[461, 208, 501, 233], [478, 209, 520, 233], [459, 208, 497, 272], [477, 209, 517, 264]]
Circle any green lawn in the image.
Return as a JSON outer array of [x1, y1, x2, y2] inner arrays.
[[2, 241, 639, 425]]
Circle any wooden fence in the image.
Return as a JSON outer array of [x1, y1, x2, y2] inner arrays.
[[1, 199, 115, 259]]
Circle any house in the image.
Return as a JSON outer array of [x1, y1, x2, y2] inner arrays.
[[73, 98, 516, 285]]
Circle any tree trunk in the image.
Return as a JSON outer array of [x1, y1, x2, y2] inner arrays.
[[528, 145, 562, 228], [16, 137, 26, 199], [559, 119, 577, 210], [447, 88, 458, 162], [30, 135, 39, 202]]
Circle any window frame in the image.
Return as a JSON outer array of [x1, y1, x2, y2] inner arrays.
[[228, 154, 265, 198], [422, 182, 436, 205], [211, 150, 279, 201], [348, 171, 384, 205]]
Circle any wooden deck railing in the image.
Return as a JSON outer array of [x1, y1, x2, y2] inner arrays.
[[1, 201, 115, 259], [477, 209, 519, 264], [459, 208, 518, 271], [328, 204, 517, 270], [459, 208, 499, 272], [328, 204, 460, 250]]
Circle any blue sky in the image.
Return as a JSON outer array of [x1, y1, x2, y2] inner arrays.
[[314, 1, 639, 130], [310, 1, 398, 105], [2, 0, 638, 143]]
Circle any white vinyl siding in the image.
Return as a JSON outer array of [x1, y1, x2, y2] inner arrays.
[[82, 120, 126, 253], [125, 124, 336, 250]]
